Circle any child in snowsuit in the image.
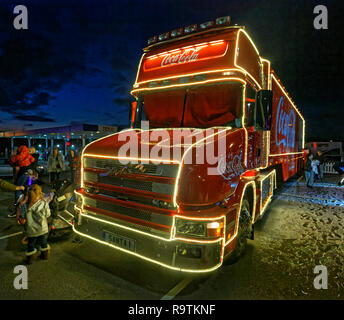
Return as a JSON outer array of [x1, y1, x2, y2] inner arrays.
[[20, 184, 51, 264]]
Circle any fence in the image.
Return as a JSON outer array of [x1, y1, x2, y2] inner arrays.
[[323, 162, 338, 174]]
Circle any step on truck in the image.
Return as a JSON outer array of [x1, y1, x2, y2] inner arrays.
[[73, 16, 305, 272]]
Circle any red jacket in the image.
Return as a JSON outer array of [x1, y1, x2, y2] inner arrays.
[[10, 146, 35, 168]]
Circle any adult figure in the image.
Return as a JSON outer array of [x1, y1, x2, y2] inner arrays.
[[66, 149, 78, 183], [315, 150, 324, 182], [305, 153, 315, 188], [29, 147, 40, 172], [48, 148, 65, 185], [10, 145, 35, 184], [0, 178, 25, 192]]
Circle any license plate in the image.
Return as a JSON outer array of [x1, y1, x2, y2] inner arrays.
[[102, 230, 136, 252]]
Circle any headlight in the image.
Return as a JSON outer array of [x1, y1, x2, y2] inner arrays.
[[175, 218, 224, 238], [175, 219, 206, 237]]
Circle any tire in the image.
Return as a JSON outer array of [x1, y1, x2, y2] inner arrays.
[[7, 203, 16, 213], [225, 198, 252, 264]]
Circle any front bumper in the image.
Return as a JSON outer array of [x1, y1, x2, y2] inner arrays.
[[73, 213, 223, 273]]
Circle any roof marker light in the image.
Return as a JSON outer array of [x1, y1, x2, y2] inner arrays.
[[200, 20, 214, 30], [147, 36, 157, 45], [158, 32, 169, 41], [184, 24, 197, 34], [170, 28, 183, 38], [215, 16, 231, 26]]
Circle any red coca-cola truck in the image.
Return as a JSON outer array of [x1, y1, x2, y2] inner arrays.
[[73, 16, 305, 272]]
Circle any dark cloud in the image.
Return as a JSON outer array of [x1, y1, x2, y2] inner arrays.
[[113, 97, 131, 107], [14, 114, 55, 122], [0, 0, 342, 138], [0, 1, 101, 119]]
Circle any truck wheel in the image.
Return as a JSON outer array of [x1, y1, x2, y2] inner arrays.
[[225, 198, 252, 264]]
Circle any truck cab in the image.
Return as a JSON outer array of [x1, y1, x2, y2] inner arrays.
[[73, 17, 305, 272]]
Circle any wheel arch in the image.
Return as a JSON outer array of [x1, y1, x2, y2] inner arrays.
[[225, 179, 256, 247]]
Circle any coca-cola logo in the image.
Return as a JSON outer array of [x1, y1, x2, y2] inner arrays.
[[275, 97, 295, 148], [143, 41, 229, 71], [217, 153, 244, 181], [161, 48, 201, 67]]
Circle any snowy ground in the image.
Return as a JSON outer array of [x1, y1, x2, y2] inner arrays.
[[178, 175, 344, 299]]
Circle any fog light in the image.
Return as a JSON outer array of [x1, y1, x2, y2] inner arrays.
[[177, 247, 188, 256], [177, 245, 202, 259], [190, 248, 201, 258]]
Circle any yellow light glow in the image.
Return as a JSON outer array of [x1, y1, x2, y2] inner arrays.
[[173, 236, 223, 244], [225, 180, 256, 245], [234, 29, 262, 90], [78, 209, 174, 242], [83, 153, 180, 164], [258, 169, 275, 216], [243, 126, 248, 167], [131, 77, 246, 95], [72, 226, 223, 273], [134, 52, 146, 84], [260, 58, 271, 90], [133, 28, 272, 94], [135, 68, 245, 87], [146, 40, 226, 61], [269, 152, 303, 157]]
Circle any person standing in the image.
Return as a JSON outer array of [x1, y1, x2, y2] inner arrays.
[[8, 145, 36, 218], [28, 147, 40, 172], [305, 153, 315, 188], [66, 150, 78, 183], [10, 145, 35, 184], [48, 148, 65, 185], [7, 170, 39, 218], [20, 184, 51, 264], [312, 157, 319, 182], [315, 150, 325, 182]]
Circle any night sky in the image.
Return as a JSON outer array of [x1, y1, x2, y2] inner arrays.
[[0, 0, 343, 140]]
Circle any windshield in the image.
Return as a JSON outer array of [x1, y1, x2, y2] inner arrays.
[[137, 83, 243, 128]]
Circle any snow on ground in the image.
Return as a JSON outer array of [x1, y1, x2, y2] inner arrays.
[[179, 175, 344, 299], [251, 176, 344, 298]]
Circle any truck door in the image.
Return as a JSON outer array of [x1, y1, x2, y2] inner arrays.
[[245, 84, 269, 170]]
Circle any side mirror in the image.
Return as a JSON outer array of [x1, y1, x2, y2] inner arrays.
[[129, 101, 138, 128], [256, 90, 273, 130]]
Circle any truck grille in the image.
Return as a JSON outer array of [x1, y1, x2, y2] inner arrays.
[[82, 156, 179, 237], [84, 158, 177, 176]]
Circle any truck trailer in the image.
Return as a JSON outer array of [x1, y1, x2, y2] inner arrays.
[[73, 16, 305, 272]]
